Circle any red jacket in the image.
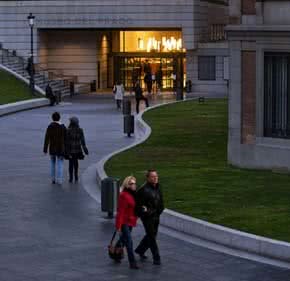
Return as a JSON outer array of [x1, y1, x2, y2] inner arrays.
[[115, 189, 138, 230]]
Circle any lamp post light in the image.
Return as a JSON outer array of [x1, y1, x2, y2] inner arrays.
[[27, 13, 35, 95], [174, 54, 184, 101]]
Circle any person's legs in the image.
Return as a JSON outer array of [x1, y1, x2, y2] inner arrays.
[[120, 225, 137, 267], [144, 97, 149, 107], [73, 158, 79, 182], [56, 156, 64, 184], [136, 218, 160, 262], [136, 99, 140, 114], [69, 158, 73, 182], [135, 233, 150, 256], [148, 82, 152, 94], [140, 97, 149, 108], [50, 155, 56, 183]]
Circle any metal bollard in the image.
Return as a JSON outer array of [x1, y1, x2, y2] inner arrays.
[[101, 177, 120, 218], [176, 87, 184, 101], [122, 99, 131, 115], [123, 115, 134, 137], [122, 99, 134, 137]]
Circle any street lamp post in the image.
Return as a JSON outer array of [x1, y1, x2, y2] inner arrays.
[[27, 13, 35, 95], [175, 54, 184, 101]]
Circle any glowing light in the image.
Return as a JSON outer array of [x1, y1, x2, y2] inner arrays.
[[137, 36, 183, 52]]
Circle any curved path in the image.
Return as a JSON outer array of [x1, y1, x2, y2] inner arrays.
[[0, 95, 289, 281]]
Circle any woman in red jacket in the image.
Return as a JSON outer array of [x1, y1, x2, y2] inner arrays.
[[115, 176, 139, 269]]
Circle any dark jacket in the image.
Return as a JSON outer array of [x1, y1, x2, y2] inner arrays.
[[66, 127, 88, 156], [134, 85, 143, 100], [45, 85, 53, 98], [135, 182, 164, 219], [43, 122, 66, 156]]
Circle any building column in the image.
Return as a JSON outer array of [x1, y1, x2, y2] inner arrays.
[[241, 51, 256, 144]]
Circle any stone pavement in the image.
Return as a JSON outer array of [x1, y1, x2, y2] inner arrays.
[[0, 94, 289, 281]]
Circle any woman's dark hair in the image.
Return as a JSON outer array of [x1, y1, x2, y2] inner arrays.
[[69, 116, 79, 128], [52, 112, 60, 121]]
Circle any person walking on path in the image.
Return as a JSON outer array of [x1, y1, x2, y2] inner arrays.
[[65, 117, 89, 183], [134, 81, 149, 114], [113, 81, 125, 109], [144, 72, 153, 95], [45, 83, 56, 106], [43, 112, 66, 185], [115, 176, 139, 269], [135, 170, 164, 265]]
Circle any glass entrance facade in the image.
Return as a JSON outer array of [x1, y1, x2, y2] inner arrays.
[[114, 55, 183, 90], [112, 30, 186, 91]]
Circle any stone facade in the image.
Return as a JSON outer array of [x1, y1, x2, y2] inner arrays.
[[227, 0, 290, 170], [0, 0, 229, 93]]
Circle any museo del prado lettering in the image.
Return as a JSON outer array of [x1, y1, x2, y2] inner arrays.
[[37, 17, 134, 27]]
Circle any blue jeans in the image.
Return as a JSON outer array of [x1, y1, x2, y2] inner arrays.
[[116, 225, 136, 264], [50, 155, 64, 183]]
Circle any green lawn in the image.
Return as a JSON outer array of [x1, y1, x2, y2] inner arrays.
[[0, 69, 35, 105], [105, 99, 290, 242]]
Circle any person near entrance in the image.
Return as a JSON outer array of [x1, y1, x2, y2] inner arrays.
[[134, 81, 149, 114], [135, 170, 164, 265], [144, 72, 153, 95], [156, 67, 163, 94], [113, 81, 125, 109]]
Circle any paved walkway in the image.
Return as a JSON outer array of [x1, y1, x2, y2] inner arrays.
[[0, 94, 289, 281]]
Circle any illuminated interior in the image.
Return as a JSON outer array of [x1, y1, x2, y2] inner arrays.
[[114, 30, 186, 90], [119, 31, 184, 53]]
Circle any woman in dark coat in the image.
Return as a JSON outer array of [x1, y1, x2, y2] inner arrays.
[[66, 117, 88, 183]]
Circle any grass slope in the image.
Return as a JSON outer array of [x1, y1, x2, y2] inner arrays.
[[0, 69, 35, 105], [106, 99, 290, 242]]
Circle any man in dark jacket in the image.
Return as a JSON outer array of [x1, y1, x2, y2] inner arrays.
[[134, 81, 149, 114], [45, 83, 56, 106], [43, 112, 66, 184], [144, 72, 152, 95], [135, 170, 164, 265]]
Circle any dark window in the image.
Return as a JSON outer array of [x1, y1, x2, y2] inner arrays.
[[264, 53, 290, 138], [198, 56, 216, 80]]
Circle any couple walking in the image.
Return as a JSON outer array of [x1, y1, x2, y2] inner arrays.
[[115, 170, 164, 269], [43, 112, 89, 184]]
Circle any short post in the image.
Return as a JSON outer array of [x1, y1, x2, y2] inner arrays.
[[123, 98, 134, 137], [175, 55, 184, 101], [101, 177, 120, 219]]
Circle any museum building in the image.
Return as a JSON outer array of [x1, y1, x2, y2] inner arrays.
[[0, 0, 229, 93]]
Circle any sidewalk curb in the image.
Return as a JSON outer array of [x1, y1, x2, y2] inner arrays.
[[0, 98, 49, 117], [91, 99, 290, 263]]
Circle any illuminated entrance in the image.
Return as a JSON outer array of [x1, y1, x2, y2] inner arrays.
[[111, 30, 186, 91]]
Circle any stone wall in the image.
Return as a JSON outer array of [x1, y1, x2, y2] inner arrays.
[[0, 0, 194, 59]]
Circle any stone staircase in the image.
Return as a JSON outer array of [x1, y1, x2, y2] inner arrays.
[[0, 46, 75, 97]]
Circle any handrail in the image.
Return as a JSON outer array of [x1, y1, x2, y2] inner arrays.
[[0, 45, 77, 85]]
